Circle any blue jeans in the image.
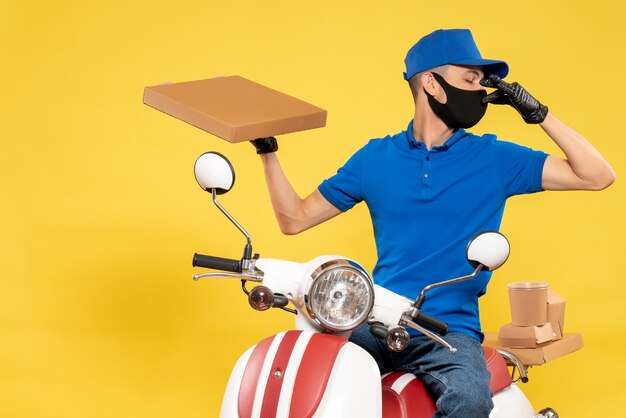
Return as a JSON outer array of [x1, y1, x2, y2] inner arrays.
[[350, 324, 493, 418]]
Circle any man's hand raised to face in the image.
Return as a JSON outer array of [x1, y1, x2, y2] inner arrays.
[[481, 74, 548, 124]]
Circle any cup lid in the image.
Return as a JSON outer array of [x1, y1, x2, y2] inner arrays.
[[507, 281, 549, 290]]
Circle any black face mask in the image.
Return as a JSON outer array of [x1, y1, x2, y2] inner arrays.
[[424, 72, 487, 129]]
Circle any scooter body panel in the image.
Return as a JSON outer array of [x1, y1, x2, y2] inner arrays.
[[220, 345, 254, 418], [220, 330, 381, 418], [311, 342, 382, 418], [489, 384, 535, 418]]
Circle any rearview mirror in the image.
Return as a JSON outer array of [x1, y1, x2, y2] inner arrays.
[[194, 152, 235, 194], [413, 231, 511, 311], [466, 231, 510, 271]]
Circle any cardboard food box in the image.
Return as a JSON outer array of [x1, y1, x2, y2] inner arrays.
[[484, 332, 583, 366], [143, 76, 327, 142], [498, 322, 557, 348], [547, 290, 566, 338]]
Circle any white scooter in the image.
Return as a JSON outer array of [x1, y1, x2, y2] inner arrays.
[[191, 151, 558, 418]]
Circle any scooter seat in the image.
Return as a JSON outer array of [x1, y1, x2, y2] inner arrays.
[[381, 346, 511, 417], [483, 346, 513, 394]]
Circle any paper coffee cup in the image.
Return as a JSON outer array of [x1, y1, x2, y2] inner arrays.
[[507, 282, 549, 326]]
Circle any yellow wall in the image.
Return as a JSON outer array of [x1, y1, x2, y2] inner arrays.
[[1, 1, 624, 416]]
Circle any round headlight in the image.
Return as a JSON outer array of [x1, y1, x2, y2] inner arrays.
[[305, 259, 374, 332]]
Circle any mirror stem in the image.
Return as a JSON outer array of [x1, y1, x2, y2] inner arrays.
[[212, 189, 253, 257], [414, 264, 484, 310]]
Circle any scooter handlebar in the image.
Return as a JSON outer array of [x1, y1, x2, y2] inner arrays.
[[413, 312, 449, 336], [193, 253, 242, 273]]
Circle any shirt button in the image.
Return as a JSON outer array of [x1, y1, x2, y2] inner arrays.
[[426, 156, 430, 161], [424, 174, 429, 178]]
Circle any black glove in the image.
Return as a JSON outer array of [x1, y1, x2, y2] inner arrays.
[[480, 74, 548, 124], [250, 137, 278, 154]]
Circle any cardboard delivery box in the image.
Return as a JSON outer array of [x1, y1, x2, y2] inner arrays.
[[498, 322, 557, 348], [547, 290, 566, 338], [143, 76, 327, 142], [484, 332, 583, 366]]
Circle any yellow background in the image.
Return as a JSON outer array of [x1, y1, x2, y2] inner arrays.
[[1, 1, 624, 417]]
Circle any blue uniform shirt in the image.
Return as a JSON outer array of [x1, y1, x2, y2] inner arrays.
[[318, 121, 548, 341]]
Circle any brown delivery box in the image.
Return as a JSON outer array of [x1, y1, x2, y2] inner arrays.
[[143, 76, 327, 142], [484, 332, 583, 366], [498, 322, 557, 348], [547, 290, 566, 338]]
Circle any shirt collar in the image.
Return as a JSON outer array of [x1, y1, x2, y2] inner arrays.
[[405, 120, 466, 152]]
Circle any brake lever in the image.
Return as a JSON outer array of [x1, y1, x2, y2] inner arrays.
[[403, 317, 457, 353], [192, 271, 263, 281]]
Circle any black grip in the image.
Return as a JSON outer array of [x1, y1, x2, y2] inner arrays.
[[193, 253, 241, 272], [369, 322, 388, 339], [414, 312, 449, 336]]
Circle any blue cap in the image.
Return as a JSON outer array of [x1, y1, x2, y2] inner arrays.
[[403, 29, 509, 80]]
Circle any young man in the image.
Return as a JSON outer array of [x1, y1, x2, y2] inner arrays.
[[251, 29, 615, 417]]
